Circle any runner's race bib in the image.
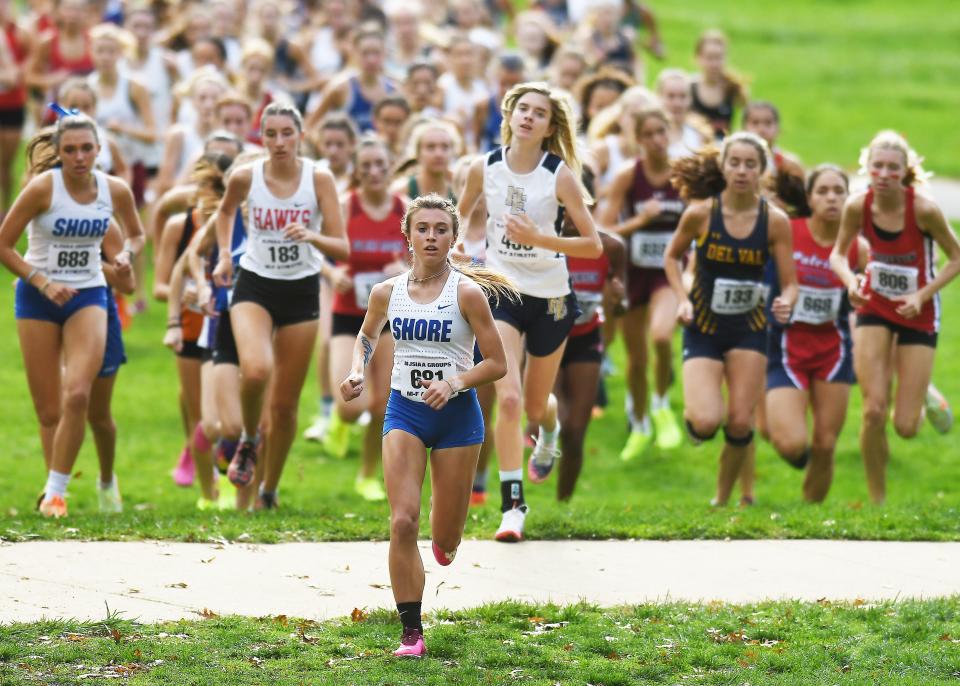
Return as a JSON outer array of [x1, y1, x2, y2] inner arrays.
[[792, 285, 842, 325], [868, 261, 918, 299], [250, 234, 305, 276], [47, 243, 99, 282], [630, 231, 672, 269], [353, 271, 385, 310], [493, 216, 554, 264], [397, 358, 455, 401], [574, 290, 603, 325], [710, 278, 763, 315]]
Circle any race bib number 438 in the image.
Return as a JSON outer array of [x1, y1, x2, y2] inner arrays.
[[868, 261, 918, 299]]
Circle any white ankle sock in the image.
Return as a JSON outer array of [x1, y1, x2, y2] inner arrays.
[[499, 469, 522, 482], [45, 470, 71, 498]]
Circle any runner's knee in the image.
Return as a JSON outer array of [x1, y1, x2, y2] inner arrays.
[[390, 511, 420, 543], [893, 411, 921, 439], [862, 400, 888, 428], [497, 391, 523, 423]]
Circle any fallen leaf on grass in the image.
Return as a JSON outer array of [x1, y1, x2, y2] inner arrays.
[[296, 624, 319, 644], [133, 649, 142, 658], [166, 582, 188, 589], [110, 628, 122, 644], [606, 651, 620, 660], [562, 644, 574, 651], [351, 608, 368, 623], [195, 608, 218, 619], [528, 616, 545, 623], [72, 471, 83, 479], [274, 615, 288, 627]]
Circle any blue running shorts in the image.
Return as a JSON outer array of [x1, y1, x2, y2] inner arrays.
[[383, 388, 484, 450]]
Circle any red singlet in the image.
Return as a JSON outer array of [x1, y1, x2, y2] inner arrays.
[[860, 186, 938, 333], [332, 192, 406, 316], [567, 252, 609, 337]]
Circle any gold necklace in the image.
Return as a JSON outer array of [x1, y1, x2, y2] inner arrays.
[[409, 263, 450, 283]]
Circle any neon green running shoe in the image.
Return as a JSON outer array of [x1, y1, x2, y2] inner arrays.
[[322, 412, 351, 459], [216, 486, 235, 511], [652, 406, 683, 450], [196, 496, 217, 511], [97, 477, 123, 514], [619, 430, 653, 462], [355, 476, 386, 501]]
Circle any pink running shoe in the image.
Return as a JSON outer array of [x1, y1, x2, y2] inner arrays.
[[393, 628, 426, 657], [432, 541, 456, 566], [172, 445, 195, 487]]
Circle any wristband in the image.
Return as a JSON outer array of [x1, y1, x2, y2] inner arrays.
[[444, 378, 456, 395], [40, 281, 51, 294], [25, 268, 39, 284], [122, 239, 137, 259]]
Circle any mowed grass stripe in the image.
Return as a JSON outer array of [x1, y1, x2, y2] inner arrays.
[[2, 599, 960, 685]]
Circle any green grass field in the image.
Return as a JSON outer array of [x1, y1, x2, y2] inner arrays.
[[3, 599, 960, 685], [2, 281, 959, 543], [637, 0, 960, 177], [2, 2, 959, 681], [2, 1, 960, 544]]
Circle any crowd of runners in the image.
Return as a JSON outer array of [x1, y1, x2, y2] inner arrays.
[[2, 0, 960, 657]]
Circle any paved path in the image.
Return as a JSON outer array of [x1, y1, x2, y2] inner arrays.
[[2, 540, 959, 623]]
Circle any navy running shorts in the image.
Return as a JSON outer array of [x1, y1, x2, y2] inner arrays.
[[383, 388, 484, 450], [491, 290, 578, 357], [99, 290, 127, 377], [682, 324, 767, 362]]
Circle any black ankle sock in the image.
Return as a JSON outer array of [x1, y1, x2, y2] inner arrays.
[[397, 601, 422, 632], [500, 479, 525, 513]]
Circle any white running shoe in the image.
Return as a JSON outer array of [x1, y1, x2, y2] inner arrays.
[[97, 478, 123, 513], [527, 424, 561, 484], [303, 415, 330, 442], [926, 384, 954, 434], [494, 507, 527, 542]]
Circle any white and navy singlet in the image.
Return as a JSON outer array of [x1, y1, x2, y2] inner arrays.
[[24, 169, 112, 289], [240, 157, 322, 280], [482, 146, 569, 298], [388, 269, 476, 402]]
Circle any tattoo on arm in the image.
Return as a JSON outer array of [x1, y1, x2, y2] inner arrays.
[[360, 335, 373, 366]]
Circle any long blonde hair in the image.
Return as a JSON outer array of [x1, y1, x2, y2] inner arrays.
[[859, 130, 929, 187], [500, 81, 591, 203], [401, 194, 519, 305]]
